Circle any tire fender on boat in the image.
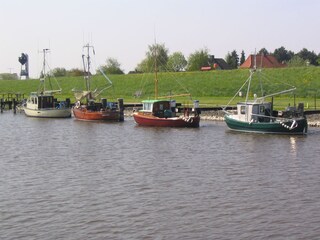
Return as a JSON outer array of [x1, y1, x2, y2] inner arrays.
[[181, 116, 193, 123], [280, 120, 298, 130], [289, 120, 298, 130]]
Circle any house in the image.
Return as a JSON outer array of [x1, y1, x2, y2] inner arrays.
[[240, 54, 286, 69], [213, 58, 232, 70], [201, 55, 232, 71]]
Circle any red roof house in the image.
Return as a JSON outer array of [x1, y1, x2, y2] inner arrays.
[[240, 54, 286, 69]]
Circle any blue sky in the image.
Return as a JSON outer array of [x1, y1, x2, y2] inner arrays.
[[1, 0, 319, 77]]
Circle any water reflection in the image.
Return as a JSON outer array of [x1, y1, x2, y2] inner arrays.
[[290, 136, 297, 156]]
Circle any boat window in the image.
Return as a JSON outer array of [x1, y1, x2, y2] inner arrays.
[[240, 106, 246, 114], [143, 103, 152, 111], [259, 106, 265, 113], [159, 104, 163, 110]]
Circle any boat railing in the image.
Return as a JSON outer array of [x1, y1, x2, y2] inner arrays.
[[251, 112, 305, 122]]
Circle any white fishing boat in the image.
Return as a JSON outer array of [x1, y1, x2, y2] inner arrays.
[[24, 49, 71, 118]]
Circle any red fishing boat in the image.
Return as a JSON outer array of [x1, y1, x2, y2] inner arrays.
[[72, 44, 124, 121], [73, 98, 124, 121], [133, 99, 200, 128], [133, 44, 200, 128]]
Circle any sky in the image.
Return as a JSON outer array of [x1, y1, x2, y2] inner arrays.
[[1, 0, 320, 77]]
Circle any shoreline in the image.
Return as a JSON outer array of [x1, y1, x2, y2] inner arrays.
[[124, 109, 320, 127]]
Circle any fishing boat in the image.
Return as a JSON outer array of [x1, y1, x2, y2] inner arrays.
[[24, 49, 71, 118], [133, 44, 200, 128], [223, 65, 307, 134], [72, 44, 124, 121], [133, 99, 200, 128]]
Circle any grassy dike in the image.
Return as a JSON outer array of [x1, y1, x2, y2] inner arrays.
[[1, 67, 320, 110]]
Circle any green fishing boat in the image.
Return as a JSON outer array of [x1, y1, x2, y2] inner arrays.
[[224, 64, 308, 134]]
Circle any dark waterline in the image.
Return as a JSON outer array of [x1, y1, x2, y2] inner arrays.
[[1, 113, 320, 239]]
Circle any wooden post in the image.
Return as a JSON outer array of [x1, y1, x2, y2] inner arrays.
[[0, 99, 3, 113], [118, 98, 124, 122], [13, 98, 16, 114]]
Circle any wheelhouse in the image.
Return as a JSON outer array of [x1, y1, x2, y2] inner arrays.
[[141, 99, 175, 118], [237, 101, 272, 122], [27, 93, 55, 109]]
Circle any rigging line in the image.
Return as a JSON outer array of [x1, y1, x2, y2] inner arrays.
[[224, 72, 252, 109], [156, 50, 191, 97], [258, 68, 264, 96], [98, 67, 113, 85], [259, 71, 296, 89], [98, 68, 116, 98], [45, 60, 62, 92], [41, 49, 62, 93], [45, 61, 54, 92]]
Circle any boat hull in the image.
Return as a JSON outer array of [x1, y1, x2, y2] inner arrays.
[[224, 114, 307, 134], [73, 107, 121, 121], [133, 112, 200, 128], [24, 107, 71, 118]]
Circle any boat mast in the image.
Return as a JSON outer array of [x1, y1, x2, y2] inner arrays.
[[245, 70, 253, 103], [154, 44, 158, 99], [245, 52, 257, 103], [83, 43, 93, 92], [38, 48, 50, 94], [42, 49, 48, 79]]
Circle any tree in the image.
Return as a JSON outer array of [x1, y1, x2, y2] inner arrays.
[[240, 50, 246, 65], [297, 48, 318, 66], [287, 55, 306, 67], [136, 58, 149, 73], [273, 46, 294, 63], [187, 48, 209, 71], [258, 48, 269, 55], [99, 58, 124, 74], [67, 68, 84, 77], [136, 43, 169, 72], [167, 52, 187, 72], [51, 67, 67, 77], [0, 73, 18, 80], [225, 50, 239, 69]]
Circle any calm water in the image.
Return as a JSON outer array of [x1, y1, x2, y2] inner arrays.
[[1, 112, 320, 240]]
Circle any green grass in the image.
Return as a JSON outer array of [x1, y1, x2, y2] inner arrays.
[[1, 67, 320, 110]]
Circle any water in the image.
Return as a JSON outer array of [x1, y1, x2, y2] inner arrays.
[[1, 112, 320, 239]]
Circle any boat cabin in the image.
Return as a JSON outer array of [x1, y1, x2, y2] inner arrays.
[[27, 94, 56, 110], [237, 101, 272, 122], [141, 99, 176, 118]]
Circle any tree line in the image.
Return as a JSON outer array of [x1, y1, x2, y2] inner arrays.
[[47, 45, 320, 76], [103, 45, 320, 74]]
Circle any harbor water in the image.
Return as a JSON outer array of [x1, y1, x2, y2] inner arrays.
[[1, 112, 320, 239]]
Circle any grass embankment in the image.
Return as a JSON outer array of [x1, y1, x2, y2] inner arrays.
[[1, 67, 320, 110]]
